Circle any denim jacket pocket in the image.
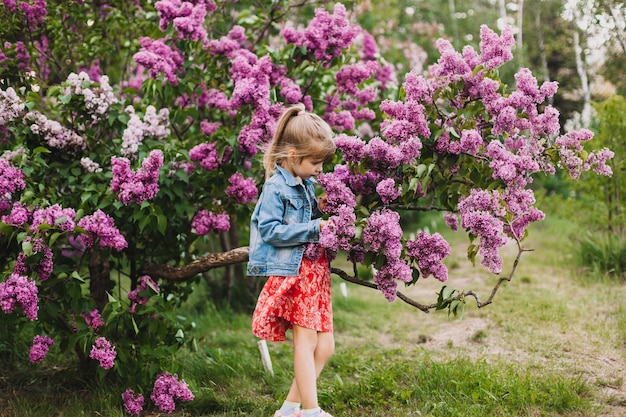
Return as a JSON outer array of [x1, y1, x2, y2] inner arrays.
[[285, 196, 306, 224]]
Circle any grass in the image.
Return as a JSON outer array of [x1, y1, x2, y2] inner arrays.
[[2, 214, 625, 416]]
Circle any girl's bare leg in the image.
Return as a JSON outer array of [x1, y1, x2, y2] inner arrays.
[[285, 326, 335, 408]]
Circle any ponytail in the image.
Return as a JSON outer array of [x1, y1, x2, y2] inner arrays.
[[263, 104, 305, 179]]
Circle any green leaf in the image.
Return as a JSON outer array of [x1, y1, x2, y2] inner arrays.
[[157, 214, 167, 235], [22, 240, 33, 256], [131, 315, 139, 335], [48, 232, 62, 247]]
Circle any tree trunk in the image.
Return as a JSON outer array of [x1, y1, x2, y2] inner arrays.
[[88, 249, 112, 310]]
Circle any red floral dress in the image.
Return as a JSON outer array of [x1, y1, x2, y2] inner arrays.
[[252, 250, 333, 342]]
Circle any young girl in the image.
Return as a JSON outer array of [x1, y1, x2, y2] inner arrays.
[[248, 103, 336, 417]]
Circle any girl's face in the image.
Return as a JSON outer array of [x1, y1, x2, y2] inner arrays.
[[285, 149, 324, 181]]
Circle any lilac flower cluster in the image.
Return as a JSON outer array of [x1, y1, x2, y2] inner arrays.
[[14, 237, 54, 281], [25, 110, 87, 150], [155, 0, 214, 42], [373, 259, 412, 301], [283, 3, 360, 68], [0, 87, 25, 125], [122, 389, 145, 416], [128, 275, 159, 313], [189, 142, 225, 171], [29, 335, 54, 363], [457, 190, 508, 274], [225, 173, 258, 204], [134, 37, 184, 85], [200, 119, 221, 136], [362, 209, 402, 259], [150, 372, 195, 414], [121, 106, 170, 157], [63, 72, 117, 119], [81, 308, 105, 331], [77, 209, 128, 251], [31, 204, 76, 231], [0, 159, 26, 211], [191, 210, 230, 235], [376, 178, 401, 204], [89, 337, 117, 370], [110, 150, 163, 205], [207, 25, 247, 58], [0, 273, 39, 320], [1, 202, 29, 225], [80, 157, 102, 173], [18, 0, 47, 30], [555, 129, 614, 179], [501, 188, 545, 239], [444, 213, 458, 231], [319, 204, 356, 256], [406, 232, 451, 282], [0, 41, 31, 73]]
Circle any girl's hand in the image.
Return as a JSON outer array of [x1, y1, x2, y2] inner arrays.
[[320, 220, 328, 231], [318, 196, 327, 212]]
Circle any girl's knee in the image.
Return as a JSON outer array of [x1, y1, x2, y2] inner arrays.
[[316, 333, 335, 359]]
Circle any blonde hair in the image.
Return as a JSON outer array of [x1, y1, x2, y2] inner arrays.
[[263, 103, 336, 180]]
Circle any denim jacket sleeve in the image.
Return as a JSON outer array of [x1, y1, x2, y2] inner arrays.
[[255, 181, 320, 247]]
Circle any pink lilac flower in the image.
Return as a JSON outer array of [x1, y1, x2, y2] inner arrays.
[[207, 25, 247, 57], [361, 30, 378, 61], [376, 178, 401, 204], [150, 372, 194, 414], [0, 273, 39, 320], [362, 209, 402, 259], [334, 134, 366, 163], [1, 202, 30, 225], [77, 209, 128, 251], [122, 389, 145, 416], [430, 38, 471, 79], [2, 0, 17, 12], [155, 0, 210, 41], [364, 137, 406, 173], [225, 173, 257, 203], [373, 259, 413, 301], [191, 210, 230, 235], [14, 41, 31, 72], [380, 99, 430, 141], [228, 54, 272, 111], [89, 337, 117, 370], [110, 150, 163, 205], [479, 25, 515, 69], [584, 148, 614, 177], [317, 170, 357, 212], [128, 275, 159, 313], [12, 237, 53, 281], [0, 87, 25, 125], [279, 77, 303, 104], [319, 204, 356, 255], [283, 3, 361, 68], [29, 335, 54, 363], [335, 62, 377, 95], [80, 157, 102, 173], [31, 204, 76, 231], [19, 0, 47, 30], [81, 309, 105, 331], [0, 158, 26, 198], [134, 37, 185, 85], [63, 72, 117, 119], [189, 142, 224, 171], [324, 109, 355, 131], [406, 232, 451, 282], [121, 106, 170, 157], [444, 213, 458, 231], [200, 119, 221, 136]]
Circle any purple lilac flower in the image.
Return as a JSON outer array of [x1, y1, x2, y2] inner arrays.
[[376, 178, 401, 204], [191, 210, 230, 235], [373, 259, 413, 302], [77, 209, 128, 251], [0, 158, 26, 200], [19, 0, 47, 30], [362, 209, 402, 259], [584, 148, 614, 177], [229, 54, 272, 111], [3, 0, 17, 12], [63, 72, 117, 119], [317, 170, 357, 212], [128, 275, 159, 313], [189, 142, 222, 170], [31, 204, 76, 231], [122, 389, 145, 416], [89, 337, 116, 370], [225, 173, 258, 203], [364, 137, 405, 173], [14, 41, 31, 72], [121, 106, 170, 157], [361, 30, 378, 61], [29, 335, 54, 363], [324, 109, 355, 131], [479, 25, 515, 69], [81, 309, 105, 331], [335, 62, 377, 95], [110, 150, 163, 205], [457, 190, 509, 274], [0, 273, 39, 320], [319, 204, 356, 255], [0, 87, 25, 125], [380, 99, 430, 141], [200, 120, 221, 136], [134, 37, 185, 85], [486, 140, 539, 188], [283, 3, 361, 68], [444, 213, 458, 231], [208, 25, 246, 57], [151, 372, 194, 414], [406, 232, 451, 282], [334, 134, 366, 163], [155, 0, 210, 41], [1, 202, 30, 225]]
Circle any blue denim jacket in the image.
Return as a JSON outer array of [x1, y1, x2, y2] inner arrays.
[[247, 166, 323, 277]]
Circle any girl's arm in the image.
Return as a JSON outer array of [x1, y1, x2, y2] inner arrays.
[[256, 184, 321, 247]]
